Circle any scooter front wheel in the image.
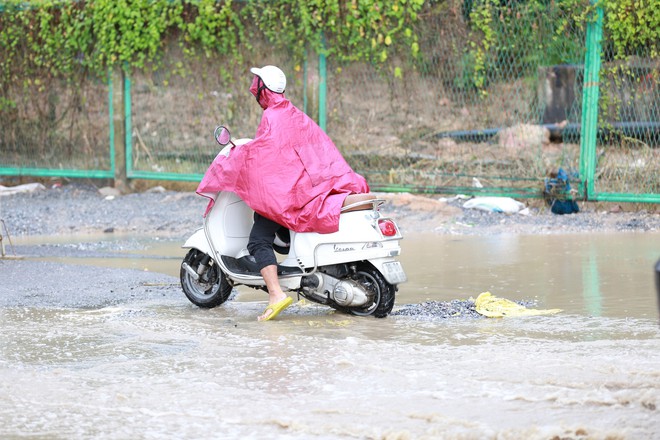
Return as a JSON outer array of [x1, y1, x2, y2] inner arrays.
[[180, 249, 234, 308]]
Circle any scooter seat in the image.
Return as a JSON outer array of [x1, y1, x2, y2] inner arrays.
[[342, 193, 377, 212]]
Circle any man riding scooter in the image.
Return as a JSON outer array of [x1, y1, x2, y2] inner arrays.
[[196, 65, 370, 321]]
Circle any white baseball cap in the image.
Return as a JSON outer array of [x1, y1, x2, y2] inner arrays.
[[250, 65, 286, 93]]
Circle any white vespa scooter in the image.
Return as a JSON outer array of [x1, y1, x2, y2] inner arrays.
[[180, 126, 407, 318]]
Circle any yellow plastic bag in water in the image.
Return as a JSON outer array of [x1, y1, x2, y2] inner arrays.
[[474, 292, 562, 318]]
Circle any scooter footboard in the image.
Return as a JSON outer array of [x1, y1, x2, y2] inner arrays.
[[369, 258, 407, 285]]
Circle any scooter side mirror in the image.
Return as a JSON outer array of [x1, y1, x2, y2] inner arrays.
[[214, 125, 233, 146]]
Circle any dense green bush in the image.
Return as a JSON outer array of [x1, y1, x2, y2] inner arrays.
[[603, 0, 659, 59], [0, 0, 423, 84], [0, 0, 655, 99], [455, 0, 658, 93]]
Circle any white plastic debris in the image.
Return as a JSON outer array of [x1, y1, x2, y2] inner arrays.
[[0, 183, 46, 196], [463, 197, 527, 214], [438, 194, 470, 203]]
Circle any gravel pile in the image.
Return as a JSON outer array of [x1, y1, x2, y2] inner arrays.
[[392, 299, 482, 319], [438, 196, 660, 234], [1, 181, 659, 239], [392, 298, 538, 320], [0, 183, 207, 238]]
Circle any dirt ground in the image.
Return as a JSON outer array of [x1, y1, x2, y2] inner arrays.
[[1, 182, 659, 239], [1, 181, 659, 313]]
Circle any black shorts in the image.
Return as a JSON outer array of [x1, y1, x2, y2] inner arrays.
[[247, 213, 290, 271]]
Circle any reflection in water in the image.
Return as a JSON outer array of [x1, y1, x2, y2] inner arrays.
[[12, 231, 660, 317], [583, 246, 603, 316], [398, 233, 659, 319]]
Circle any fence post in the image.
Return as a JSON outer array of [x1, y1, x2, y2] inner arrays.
[[108, 70, 116, 180], [318, 35, 327, 131], [111, 68, 130, 192], [303, 58, 308, 115], [123, 68, 133, 183], [578, 3, 604, 200]]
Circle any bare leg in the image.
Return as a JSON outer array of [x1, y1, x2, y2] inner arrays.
[[258, 264, 288, 321]]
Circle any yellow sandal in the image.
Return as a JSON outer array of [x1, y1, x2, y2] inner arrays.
[[258, 296, 293, 321]]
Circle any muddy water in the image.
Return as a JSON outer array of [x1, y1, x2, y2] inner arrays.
[[400, 233, 660, 319], [2, 233, 660, 439]]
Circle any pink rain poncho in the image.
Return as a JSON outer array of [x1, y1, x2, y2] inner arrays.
[[196, 79, 369, 234]]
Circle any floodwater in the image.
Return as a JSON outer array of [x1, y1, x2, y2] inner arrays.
[[2, 233, 660, 439]]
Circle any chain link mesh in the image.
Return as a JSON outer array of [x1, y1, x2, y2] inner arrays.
[[326, 0, 589, 195], [594, 46, 660, 195], [1, 1, 658, 200], [0, 76, 111, 172]]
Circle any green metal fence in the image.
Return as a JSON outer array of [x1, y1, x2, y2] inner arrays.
[[0, 75, 115, 179], [585, 7, 659, 203], [325, 0, 590, 198], [1, 1, 658, 204]]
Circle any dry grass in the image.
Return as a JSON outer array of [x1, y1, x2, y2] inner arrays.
[[1, 47, 657, 200]]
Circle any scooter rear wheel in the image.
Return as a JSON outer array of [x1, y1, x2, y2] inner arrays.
[[346, 263, 396, 318], [180, 249, 234, 308]]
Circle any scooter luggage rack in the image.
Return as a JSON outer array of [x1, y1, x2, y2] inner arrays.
[[340, 197, 386, 213]]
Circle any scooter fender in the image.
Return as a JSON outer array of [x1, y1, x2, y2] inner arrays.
[[368, 257, 408, 285], [182, 228, 212, 255]]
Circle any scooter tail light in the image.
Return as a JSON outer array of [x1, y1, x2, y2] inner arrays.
[[378, 219, 398, 237]]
